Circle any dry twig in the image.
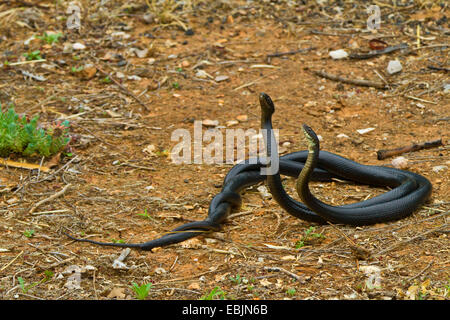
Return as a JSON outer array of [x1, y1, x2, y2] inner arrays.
[[374, 223, 448, 256], [311, 70, 386, 89], [263, 266, 303, 281], [377, 139, 443, 160], [29, 183, 72, 214]]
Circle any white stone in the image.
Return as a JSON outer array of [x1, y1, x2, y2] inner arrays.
[[387, 60, 402, 74], [329, 49, 348, 59]]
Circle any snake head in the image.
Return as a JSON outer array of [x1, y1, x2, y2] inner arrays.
[[302, 124, 320, 152], [259, 92, 275, 116]]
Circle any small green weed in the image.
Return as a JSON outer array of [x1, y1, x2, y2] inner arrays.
[[136, 208, 156, 221], [71, 66, 83, 73], [36, 32, 63, 45], [295, 226, 325, 249], [0, 106, 70, 158], [200, 286, 226, 300], [101, 76, 112, 84], [18, 271, 54, 293], [229, 274, 243, 285], [130, 282, 152, 300], [23, 50, 42, 61], [23, 229, 35, 238], [286, 288, 296, 297]]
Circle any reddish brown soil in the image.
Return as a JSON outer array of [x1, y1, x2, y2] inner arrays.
[[0, 1, 448, 300]]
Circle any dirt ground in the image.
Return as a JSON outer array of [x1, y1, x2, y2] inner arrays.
[[0, 1, 448, 301]]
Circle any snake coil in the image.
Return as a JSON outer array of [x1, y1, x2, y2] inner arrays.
[[64, 93, 432, 251]]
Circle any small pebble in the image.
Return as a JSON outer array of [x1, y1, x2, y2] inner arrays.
[[387, 60, 402, 74], [72, 42, 86, 50], [391, 156, 409, 169], [443, 83, 450, 93], [142, 13, 155, 24], [202, 119, 219, 127], [329, 49, 348, 59], [226, 120, 239, 127], [185, 28, 195, 36], [432, 165, 447, 173], [215, 75, 229, 82], [337, 133, 349, 139], [257, 185, 271, 199], [356, 127, 375, 135], [236, 114, 248, 122]]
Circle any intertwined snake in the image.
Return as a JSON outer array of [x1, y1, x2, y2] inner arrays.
[[64, 93, 432, 251]]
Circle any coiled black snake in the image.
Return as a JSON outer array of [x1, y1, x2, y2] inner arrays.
[[64, 93, 432, 251]]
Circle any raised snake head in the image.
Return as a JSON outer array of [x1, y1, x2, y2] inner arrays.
[[259, 92, 275, 116]]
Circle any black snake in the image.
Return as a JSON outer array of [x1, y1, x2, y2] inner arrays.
[[64, 93, 432, 251]]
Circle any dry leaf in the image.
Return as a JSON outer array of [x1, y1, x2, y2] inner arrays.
[[80, 65, 97, 80], [107, 287, 126, 299], [45, 152, 61, 168], [188, 282, 201, 290], [259, 279, 272, 287], [368, 39, 388, 50], [0, 159, 50, 172], [215, 273, 229, 282], [180, 238, 202, 249]]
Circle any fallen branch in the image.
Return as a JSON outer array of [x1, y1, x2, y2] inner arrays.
[[266, 47, 315, 62], [29, 183, 72, 214], [377, 138, 443, 160], [263, 266, 303, 281], [374, 223, 447, 256], [0, 0, 50, 9], [349, 43, 408, 59], [427, 65, 450, 72], [233, 70, 278, 91], [0, 159, 50, 172], [311, 70, 386, 89], [0, 250, 23, 272]]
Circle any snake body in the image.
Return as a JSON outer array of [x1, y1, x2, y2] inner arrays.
[[64, 93, 432, 250], [259, 93, 432, 225]]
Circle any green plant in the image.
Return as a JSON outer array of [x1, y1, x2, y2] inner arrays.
[[229, 274, 243, 285], [172, 82, 180, 89], [0, 106, 70, 158], [130, 282, 152, 300], [101, 76, 112, 84], [200, 286, 227, 300], [18, 271, 54, 293], [286, 288, 296, 297], [23, 229, 35, 238], [295, 226, 325, 249], [23, 50, 42, 61], [71, 66, 83, 73], [111, 239, 125, 244], [17, 277, 26, 293], [444, 279, 450, 297], [136, 208, 156, 221], [36, 32, 63, 45]]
